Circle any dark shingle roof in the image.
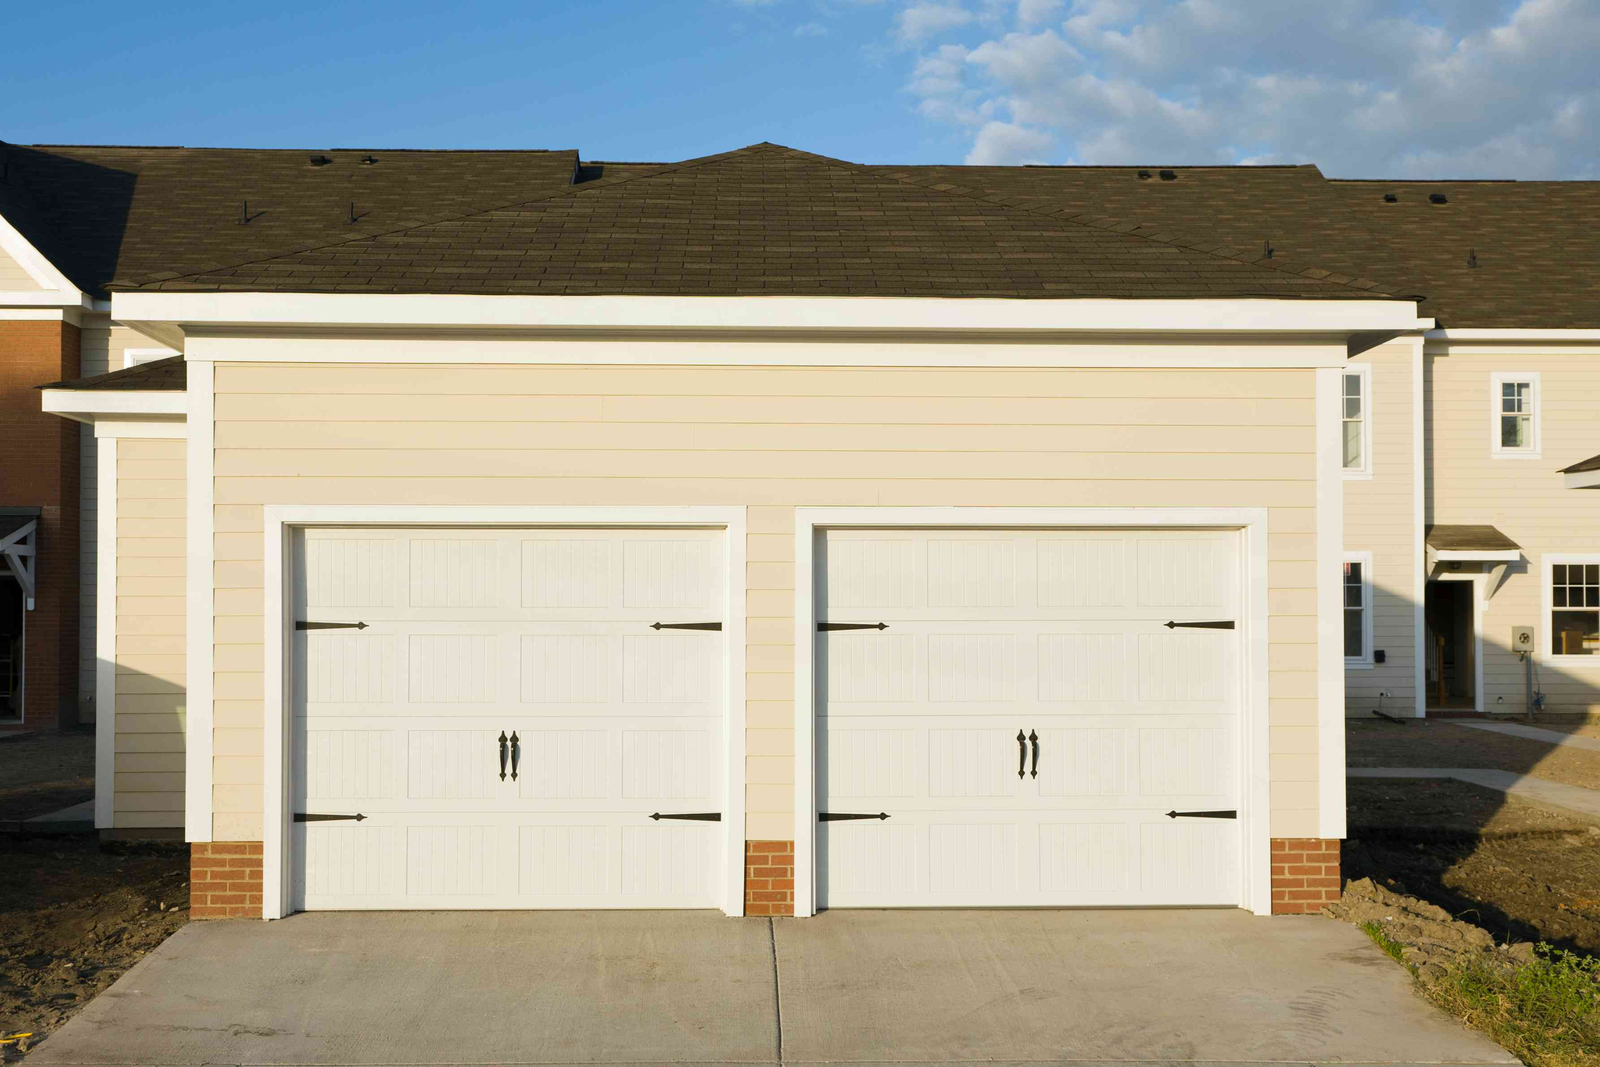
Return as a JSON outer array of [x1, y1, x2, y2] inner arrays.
[[1426, 524, 1521, 552], [38, 355, 185, 391], [110, 144, 1399, 300], [1561, 454, 1600, 475], [867, 164, 1600, 327], [0, 143, 579, 296]]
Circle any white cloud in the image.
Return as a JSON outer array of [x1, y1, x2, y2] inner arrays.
[[895, 0, 1600, 177], [897, 3, 975, 44], [795, 20, 829, 35], [966, 120, 1053, 163]]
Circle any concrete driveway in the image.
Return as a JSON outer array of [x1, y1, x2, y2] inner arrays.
[[31, 909, 1513, 1067]]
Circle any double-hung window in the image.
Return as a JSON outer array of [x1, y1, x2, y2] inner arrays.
[[1550, 557, 1600, 657], [1491, 372, 1540, 458], [1344, 553, 1373, 665], [1341, 367, 1371, 478]]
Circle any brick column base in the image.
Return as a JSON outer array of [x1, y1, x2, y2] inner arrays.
[[1271, 838, 1342, 914], [745, 840, 794, 916], [191, 842, 264, 919]]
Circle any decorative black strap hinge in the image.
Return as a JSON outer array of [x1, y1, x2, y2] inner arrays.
[[297, 620, 368, 630], [295, 812, 367, 822], [651, 622, 722, 631], [1165, 809, 1237, 819], [650, 812, 721, 821], [819, 812, 890, 821], [818, 622, 888, 631], [1163, 620, 1234, 630]]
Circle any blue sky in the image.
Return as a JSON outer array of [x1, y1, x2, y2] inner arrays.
[[4, 1, 1596, 177]]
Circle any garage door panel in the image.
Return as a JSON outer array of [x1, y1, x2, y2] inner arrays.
[[818, 527, 1244, 909], [293, 526, 726, 911]]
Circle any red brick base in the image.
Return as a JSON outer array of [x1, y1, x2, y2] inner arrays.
[[745, 839, 794, 916], [190, 842, 264, 919], [1271, 838, 1342, 914]]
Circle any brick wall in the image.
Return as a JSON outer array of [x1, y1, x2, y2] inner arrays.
[[0, 320, 80, 731], [1271, 838, 1342, 914], [190, 842, 264, 919], [745, 839, 794, 916]]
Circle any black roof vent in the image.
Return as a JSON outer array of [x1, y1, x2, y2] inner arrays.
[[1158, 169, 1177, 180], [1429, 192, 1448, 204], [309, 154, 332, 167], [1137, 169, 1152, 179], [1383, 192, 1398, 203], [359, 154, 377, 165]]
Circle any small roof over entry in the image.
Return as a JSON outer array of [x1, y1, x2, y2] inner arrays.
[[1426, 524, 1521, 561], [1560, 454, 1600, 489]]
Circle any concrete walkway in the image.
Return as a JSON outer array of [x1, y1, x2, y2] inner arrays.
[[1350, 765, 1600, 820], [1457, 719, 1600, 751], [30, 909, 1512, 1067]]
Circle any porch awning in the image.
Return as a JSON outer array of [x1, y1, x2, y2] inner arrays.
[[1426, 524, 1521, 564], [0, 508, 39, 610], [1561, 453, 1600, 489]]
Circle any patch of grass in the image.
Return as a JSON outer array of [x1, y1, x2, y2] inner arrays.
[[1360, 921, 1412, 969], [1424, 945, 1600, 1067]]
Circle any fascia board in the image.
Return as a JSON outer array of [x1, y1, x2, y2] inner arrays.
[[40, 389, 187, 417]]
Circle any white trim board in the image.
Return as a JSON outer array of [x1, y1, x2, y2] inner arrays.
[[1411, 335, 1427, 718], [258, 504, 748, 921], [790, 506, 1277, 918], [185, 361, 214, 842], [1314, 368, 1347, 838], [0, 211, 85, 302], [117, 291, 1429, 335]]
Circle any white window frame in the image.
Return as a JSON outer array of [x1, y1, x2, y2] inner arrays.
[[1490, 371, 1541, 458], [1340, 364, 1372, 479], [1543, 553, 1600, 661], [1343, 551, 1374, 668]]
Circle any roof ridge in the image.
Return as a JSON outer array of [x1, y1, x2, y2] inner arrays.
[[108, 143, 782, 291], [816, 148, 1404, 298]]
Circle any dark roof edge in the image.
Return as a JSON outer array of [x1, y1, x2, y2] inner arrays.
[[38, 355, 187, 392]]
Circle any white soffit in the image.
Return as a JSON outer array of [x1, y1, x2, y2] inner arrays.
[[40, 389, 187, 423]]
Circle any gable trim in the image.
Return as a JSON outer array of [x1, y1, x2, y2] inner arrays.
[[0, 211, 84, 304]]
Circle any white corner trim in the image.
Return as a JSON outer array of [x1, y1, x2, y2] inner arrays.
[[114, 291, 1427, 335], [185, 360, 215, 843], [0, 212, 84, 300], [258, 504, 748, 921], [1315, 368, 1347, 839], [1411, 336, 1427, 718], [1489, 371, 1541, 459], [790, 505, 1275, 917], [93, 437, 117, 829]]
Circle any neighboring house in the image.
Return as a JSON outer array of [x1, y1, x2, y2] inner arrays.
[[11, 138, 1592, 923]]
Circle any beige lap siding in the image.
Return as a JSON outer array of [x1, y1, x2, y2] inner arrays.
[[1344, 341, 1418, 715], [1429, 350, 1600, 713], [207, 362, 1325, 842], [115, 437, 186, 829]]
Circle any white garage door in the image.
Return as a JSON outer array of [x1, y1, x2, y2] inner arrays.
[[817, 528, 1243, 908], [290, 527, 726, 910]]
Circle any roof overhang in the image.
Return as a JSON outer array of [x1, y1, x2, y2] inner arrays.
[[1562, 455, 1600, 489], [110, 292, 1430, 369], [40, 388, 186, 426], [1427, 329, 1600, 356]]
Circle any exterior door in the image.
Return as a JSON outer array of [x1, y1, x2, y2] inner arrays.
[[817, 528, 1242, 908], [290, 527, 725, 910]]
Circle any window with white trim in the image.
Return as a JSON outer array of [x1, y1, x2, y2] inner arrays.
[[1552, 559, 1600, 656], [1490, 371, 1540, 457], [1344, 553, 1373, 665], [1341, 367, 1371, 477]]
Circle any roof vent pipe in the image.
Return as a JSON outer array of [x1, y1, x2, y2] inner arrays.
[[1468, 249, 1479, 268]]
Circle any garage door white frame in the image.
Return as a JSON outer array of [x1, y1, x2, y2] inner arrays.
[[793, 506, 1273, 917], [261, 505, 748, 920]]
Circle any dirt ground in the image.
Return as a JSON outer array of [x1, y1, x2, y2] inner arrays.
[[0, 732, 187, 1059], [1347, 770, 1600, 955], [1349, 718, 1600, 792]]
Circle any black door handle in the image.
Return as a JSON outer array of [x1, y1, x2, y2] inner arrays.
[[1029, 730, 1039, 779], [498, 731, 508, 781], [509, 731, 520, 782], [1016, 729, 1026, 779]]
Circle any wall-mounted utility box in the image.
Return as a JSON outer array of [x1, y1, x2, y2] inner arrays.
[[1512, 625, 1536, 654]]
